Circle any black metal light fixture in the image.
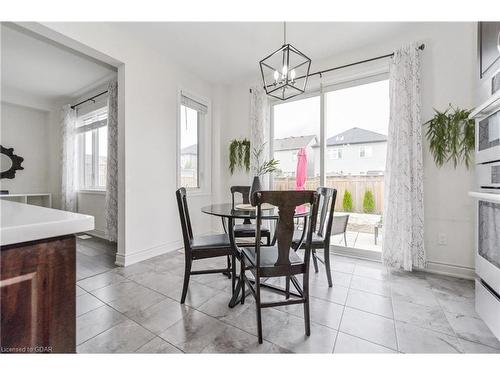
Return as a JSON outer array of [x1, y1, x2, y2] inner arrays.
[[259, 22, 311, 101]]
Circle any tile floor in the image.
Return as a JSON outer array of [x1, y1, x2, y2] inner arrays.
[[75, 238, 500, 354]]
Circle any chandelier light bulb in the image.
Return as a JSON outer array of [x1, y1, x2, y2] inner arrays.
[[273, 70, 280, 82], [290, 69, 296, 80], [282, 64, 288, 77]]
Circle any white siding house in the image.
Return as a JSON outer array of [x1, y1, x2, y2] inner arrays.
[[314, 127, 387, 176], [273, 135, 317, 177]]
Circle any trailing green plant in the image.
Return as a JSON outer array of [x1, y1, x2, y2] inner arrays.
[[228, 138, 251, 174], [424, 105, 475, 169], [252, 143, 279, 177], [363, 190, 376, 214], [342, 190, 353, 212]]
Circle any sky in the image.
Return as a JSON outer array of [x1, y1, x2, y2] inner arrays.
[[180, 105, 198, 150], [273, 79, 389, 140]]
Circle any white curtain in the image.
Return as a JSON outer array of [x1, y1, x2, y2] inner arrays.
[[61, 105, 78, 212], [382, 42, 425, 271], [105, 80, 119, 242], [249, 86, 270, 187]]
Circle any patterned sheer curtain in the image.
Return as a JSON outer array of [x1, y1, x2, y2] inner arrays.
[[61, 104, 78, 212], [382, 42, 425, 271], [105, 80, 118, 242], [249, 86, 270, 188]]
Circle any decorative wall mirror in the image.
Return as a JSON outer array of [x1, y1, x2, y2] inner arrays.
[[1, 145, 24, 179]]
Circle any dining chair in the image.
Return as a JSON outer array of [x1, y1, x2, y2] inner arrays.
[[292, 187, 338, 287], [230, 186, 271, 246], [332, 214, 349, 247], [239, 190, 320, 343], [176, 188, 235, 304]]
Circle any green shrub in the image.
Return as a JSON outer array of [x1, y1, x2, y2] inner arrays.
[[363, 190, 376, 213], [342, 190, 353, 212]]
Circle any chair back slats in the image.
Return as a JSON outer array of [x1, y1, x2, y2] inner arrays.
[[315, 187, 338, 239], [176, 188, 194, 251], [231, 186, 251, 224], [254, 190, 319, 269]]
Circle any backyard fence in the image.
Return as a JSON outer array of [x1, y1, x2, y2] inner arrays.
[[273, 175, 384, 214]]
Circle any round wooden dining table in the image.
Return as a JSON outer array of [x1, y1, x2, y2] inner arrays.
[[201, 203, 310, 307]]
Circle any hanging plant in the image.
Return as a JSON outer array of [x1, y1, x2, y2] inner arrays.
[[228, 138, 251, 174], [424, 105, 475, 169]]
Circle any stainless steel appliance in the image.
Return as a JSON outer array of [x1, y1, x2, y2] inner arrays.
[[470, 91, 500, 341]]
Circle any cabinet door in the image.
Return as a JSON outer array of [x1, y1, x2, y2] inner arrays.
[[1, 236, 76, 353]]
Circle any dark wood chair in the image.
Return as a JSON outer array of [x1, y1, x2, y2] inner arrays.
[[176, 188, 235, 304], [229, 186, 271, 246], [239, 190, 320, 343], [292, 187, 338, 287]]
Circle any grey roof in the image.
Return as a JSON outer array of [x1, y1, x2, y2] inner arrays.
[[274, 135, 317, 151], [325, 127, 387, 146], [181, 144, 197, 155]]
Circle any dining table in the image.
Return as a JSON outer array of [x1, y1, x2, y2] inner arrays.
[[201, 202, 311, 308]]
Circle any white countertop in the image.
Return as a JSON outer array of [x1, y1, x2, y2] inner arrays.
[[1, 200, 94, 246]]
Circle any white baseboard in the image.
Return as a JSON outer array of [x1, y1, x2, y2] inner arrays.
[[421, 260, 476, 280], [115, 240, 183, 267], [115, 231, 213, 267], [85, 229, 107, 240]]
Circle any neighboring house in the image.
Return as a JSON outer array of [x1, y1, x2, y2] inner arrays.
[[273, 135, 317, 177], [314, 127, 387, 176]]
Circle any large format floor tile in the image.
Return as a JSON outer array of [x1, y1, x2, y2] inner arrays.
[[346, 288, 393, 319], [74, 243, 500, 354], [339, 307, 397, 350], [77, 319, 155, 353], [395, 321, 461, 353], [77, 305, 127, 345], [444, 312, 500, 349], [334, 332, 395, 353], [392, 299, 454, 335]]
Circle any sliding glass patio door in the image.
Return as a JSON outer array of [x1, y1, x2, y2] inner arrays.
[[270, 75, 389, 258]]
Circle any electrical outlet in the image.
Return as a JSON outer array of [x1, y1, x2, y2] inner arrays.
[[438, 233, 447, 246]]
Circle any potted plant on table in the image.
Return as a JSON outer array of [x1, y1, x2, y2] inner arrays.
[[249, 143, 279, 206]]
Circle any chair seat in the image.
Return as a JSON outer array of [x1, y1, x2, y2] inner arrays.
[[234, 224, 270, 236], [292, 230, 325, 247], [190, 233, 231, 250], [242, 246, 303, 268]]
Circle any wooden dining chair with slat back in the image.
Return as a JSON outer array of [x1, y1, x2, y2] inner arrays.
[[176, 188, 235, 304], [239, 190, 320, 343], [230, 186, 271, 246], [292, 187, 338, 287]]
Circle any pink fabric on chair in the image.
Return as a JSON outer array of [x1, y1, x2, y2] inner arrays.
[[295, 147, 308, 213]]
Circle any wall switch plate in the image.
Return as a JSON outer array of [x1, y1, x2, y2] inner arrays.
[[438, 233, 447, 246]]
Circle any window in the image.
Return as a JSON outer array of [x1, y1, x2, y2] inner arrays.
[[179, 93, 208, 190], [328, 148, 342, 160], [271, 76, 389, 256], [77, 107, 108, 190], [359, 146, 373, 158], [272, 96, 320, 190]]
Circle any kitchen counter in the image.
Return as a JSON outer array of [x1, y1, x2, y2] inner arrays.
[[1, 200, 94, 246], [1, 200, 95, 353]]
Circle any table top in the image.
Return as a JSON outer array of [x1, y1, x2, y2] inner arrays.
[[201, 203, 310, 220]]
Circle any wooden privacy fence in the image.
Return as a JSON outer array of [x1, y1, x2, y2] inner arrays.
[[273, 175, 384, 214]]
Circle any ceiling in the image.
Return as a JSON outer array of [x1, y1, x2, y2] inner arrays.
[[118, 22, 411, 84], [1, 24, 116, 102]]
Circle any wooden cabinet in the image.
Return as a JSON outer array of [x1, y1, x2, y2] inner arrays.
[[1, 235, 76, 353]]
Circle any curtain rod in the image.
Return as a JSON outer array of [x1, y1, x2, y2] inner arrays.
[[250, 43, 425, 93], [71, 90, 108, 110]]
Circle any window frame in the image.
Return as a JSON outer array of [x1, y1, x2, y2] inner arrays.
[[76, 106, 108, 192], [270, 70, 389, 188], [176, 89, 211, 195]]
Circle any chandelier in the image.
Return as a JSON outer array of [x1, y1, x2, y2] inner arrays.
[[259, 22, 311, 101]]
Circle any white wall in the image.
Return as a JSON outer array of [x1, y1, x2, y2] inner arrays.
[[0, 102, 53, 195], [29, 22, 222, 266], [218, 22, 478, 278]]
